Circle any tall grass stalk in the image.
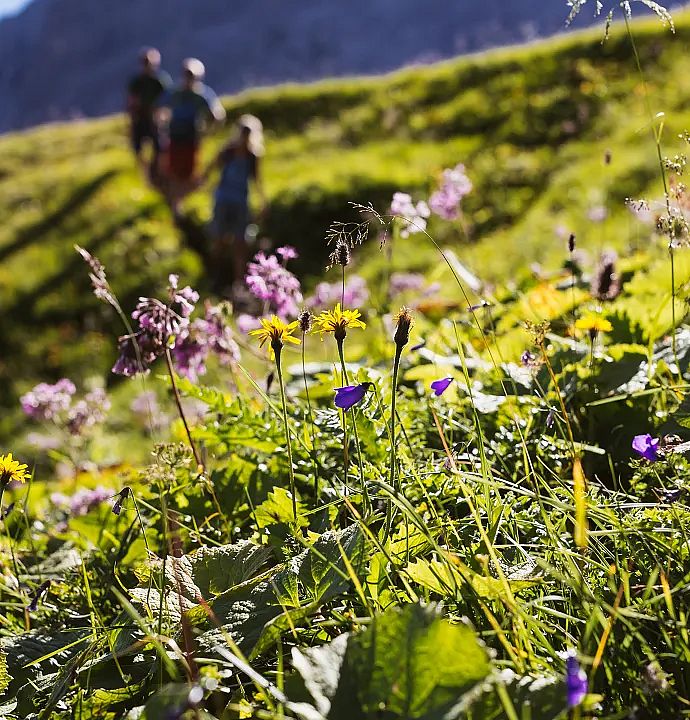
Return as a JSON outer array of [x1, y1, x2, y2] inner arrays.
[[274, 346, 298, 524]]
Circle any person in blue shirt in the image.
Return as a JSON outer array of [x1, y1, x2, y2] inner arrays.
[[158, 58, 226, 216], [204, 115, 267, 295]]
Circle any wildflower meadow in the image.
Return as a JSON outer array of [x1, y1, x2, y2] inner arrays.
[[4, 3, 690, 719]]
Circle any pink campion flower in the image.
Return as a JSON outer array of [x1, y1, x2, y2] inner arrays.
[[429, 163, 473, 221]]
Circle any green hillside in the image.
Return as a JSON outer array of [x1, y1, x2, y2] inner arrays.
[[2, 12, 690, 442]]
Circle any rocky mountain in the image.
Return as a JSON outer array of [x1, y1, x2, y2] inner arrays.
[[0, 0, 676, 132]]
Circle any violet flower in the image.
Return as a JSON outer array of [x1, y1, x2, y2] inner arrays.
[[276, 245, 298, 262], [334, 383, 372, 410], [430, 377, 453, 396], [565, 652, 588, 708], [632, 434, 660, 461]]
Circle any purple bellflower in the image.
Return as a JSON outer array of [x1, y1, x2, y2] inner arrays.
[[632, 434, 660, 461], [431, 377, 453, 397], [565, 652, 588, 708], [334, 382, 372, 410]]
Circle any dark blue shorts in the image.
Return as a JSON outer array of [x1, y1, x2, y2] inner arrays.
[[212, 201, 249, 239], [131, 118, 160, 154]]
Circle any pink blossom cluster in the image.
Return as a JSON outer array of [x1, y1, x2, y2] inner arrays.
[[51, 486, 112, 517], [245, 250, 303, 317], [21, 379, 76, 421], [390, 192, 431, 238], [429, 164, 472, 221], [21, 380, 110, 436]]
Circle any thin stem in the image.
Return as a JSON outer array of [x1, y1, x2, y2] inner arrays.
[[164, 349, 202, 469], [275, 349, 297, 524], [341, 265, 346, 308], [302, 336, 319, 497]]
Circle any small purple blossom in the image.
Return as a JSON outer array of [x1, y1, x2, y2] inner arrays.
[[390, 192, 431, 238], [307, 275, 369, 310], [245, 251, 303, 317], [236, 313, 261, 334], [429, 163, 473, 221], [587, 205, 608, 223], [430, 377, 453, 396], [632, 434, 660, 461], [334, 383, 371, 410], [21, 379, 76, 421], [565, 652, 588, 708]]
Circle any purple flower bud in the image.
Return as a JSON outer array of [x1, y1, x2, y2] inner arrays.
[[632, 434, 660, 461], [430, 377, 453, 397], [566, 652, 588, 708], [334, 383, 371, 410], [27, 580, 51, 613]]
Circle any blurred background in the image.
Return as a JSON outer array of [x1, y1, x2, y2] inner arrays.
[[0, 0, 626, 133]]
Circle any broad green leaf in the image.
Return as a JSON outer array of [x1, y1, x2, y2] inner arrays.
[[293, 603, 490, 720]]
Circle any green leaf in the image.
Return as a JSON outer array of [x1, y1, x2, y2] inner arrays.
[[292, 603, 491, 719], [405, 558, 541, 600], [254, 487, 309, 529]]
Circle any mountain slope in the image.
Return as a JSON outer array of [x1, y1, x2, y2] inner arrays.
[[0, 0, 612, 132], [2, 12, 690, 444]]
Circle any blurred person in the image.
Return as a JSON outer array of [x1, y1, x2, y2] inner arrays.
[[126, 47, 171, 182], [158, 58, 226, 217], [203, 115, 267, 297]]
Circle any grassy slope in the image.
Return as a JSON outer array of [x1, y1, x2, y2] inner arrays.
[[2, 12, 690, 442]]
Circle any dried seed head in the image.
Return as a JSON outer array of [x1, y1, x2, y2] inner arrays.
[[604, 149, 612, 165], [591, 250, 621, 301], [327, 240, 351, 270], [298, 309, 313, 333], [568, 234, 576, 253], [393, 307, 414, 348]]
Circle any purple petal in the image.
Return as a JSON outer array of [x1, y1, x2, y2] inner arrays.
[[632, 433, 660, 462], [334, 384, 369, 410], [430, 377, 453, 396]]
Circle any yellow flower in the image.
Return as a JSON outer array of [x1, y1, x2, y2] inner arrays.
[[0, 453, 29, 485], [315, 303, 366, 341], [249, 316, 301, 357], [575, 314, 613, 334]]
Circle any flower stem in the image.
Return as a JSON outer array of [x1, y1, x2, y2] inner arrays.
[[164, 349, 202, 469], [275, 349, 297, 524], [390, 348, 401, 493]]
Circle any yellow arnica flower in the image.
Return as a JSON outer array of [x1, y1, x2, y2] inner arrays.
[[0, 453, 29, 485], [575, 314, 613, 333], [249, 316, 301, 357], [315, 303, 366, 341]]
